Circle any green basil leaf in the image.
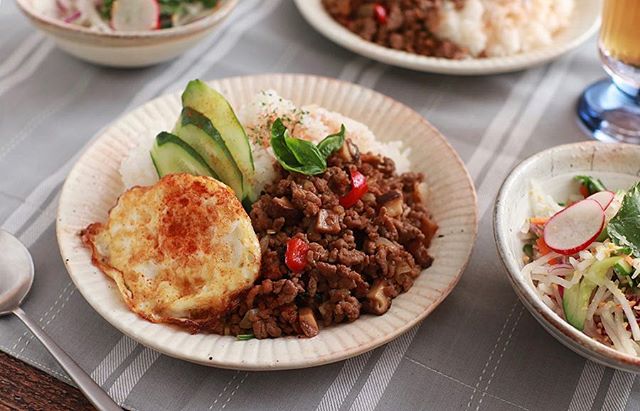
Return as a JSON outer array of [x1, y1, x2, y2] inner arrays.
[[608, 182, 640, 257], [316, 125, 345, 159], [271, 118, 300, 166], [284, 133, 326, 170], [270, 118, 327, 176], [279, 162, 326, 175]]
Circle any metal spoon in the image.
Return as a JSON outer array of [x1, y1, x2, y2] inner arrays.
[[0, 230, 121, 411]]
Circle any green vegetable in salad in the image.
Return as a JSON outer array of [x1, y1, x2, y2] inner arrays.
[[575, 175, 607, 195], [522, 243, 534, 259], [608, 182, 640, 258], [564, 257, 623, 330], [270, 118, 346, 176], [100, 0, 218, 26]]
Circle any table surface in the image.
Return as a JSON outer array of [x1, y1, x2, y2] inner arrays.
[[0, 352, 93, 410], [2, 1, 640, 410]]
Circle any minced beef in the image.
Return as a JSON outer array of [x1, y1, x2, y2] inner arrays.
[[218, 140, 437, 339], [322, 0, 468, 59]]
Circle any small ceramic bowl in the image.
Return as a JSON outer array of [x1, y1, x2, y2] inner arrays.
[[16, 0, 237, 68], [494, 141, 640, 373]]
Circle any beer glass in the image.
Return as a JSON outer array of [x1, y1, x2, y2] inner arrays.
[[578, 0, 640, 142]]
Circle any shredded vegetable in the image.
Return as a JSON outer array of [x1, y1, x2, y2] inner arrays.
[[40, 0, 217, 31], [521, 177, 640, 356]]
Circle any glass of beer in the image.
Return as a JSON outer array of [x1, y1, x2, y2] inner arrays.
[[578, 0, 640, 143]]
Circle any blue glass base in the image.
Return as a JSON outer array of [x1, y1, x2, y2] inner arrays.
[[577, 79, 640, 143]]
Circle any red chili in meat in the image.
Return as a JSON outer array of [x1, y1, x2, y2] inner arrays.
[[339, 170, 368, 208], [373, 3, 387, 24], [285, 237, 309, 272]]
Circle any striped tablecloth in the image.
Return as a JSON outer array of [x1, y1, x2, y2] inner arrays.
[[1, 1, 635, 410]]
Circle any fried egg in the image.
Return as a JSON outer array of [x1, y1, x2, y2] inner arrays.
[[81, 173, 261, 332]]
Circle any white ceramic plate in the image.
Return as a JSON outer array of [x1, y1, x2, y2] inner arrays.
[[57, 74, 477, 370], [294, 0, 600, 75], [495, 142, 640, 373]]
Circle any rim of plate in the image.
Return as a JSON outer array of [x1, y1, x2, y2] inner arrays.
[[16, 0, 237, 41], [57, 74, 478, 370], [494, 141, 640, 372], [294, 0, 600, 75]]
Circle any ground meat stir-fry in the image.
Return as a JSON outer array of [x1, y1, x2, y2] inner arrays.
[[322, 0, 468, 59], [219, 141, 437, 339]]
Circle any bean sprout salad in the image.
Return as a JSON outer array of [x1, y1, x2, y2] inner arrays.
[[38, 0, 219, 32], [522, 176, 640, 356]]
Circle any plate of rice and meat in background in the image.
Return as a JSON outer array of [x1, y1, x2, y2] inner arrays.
[[56, 74, 477, 370], [295, 0, 600, 75]]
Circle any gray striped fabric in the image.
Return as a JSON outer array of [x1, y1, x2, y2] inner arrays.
[[0, 1, 636, 410]]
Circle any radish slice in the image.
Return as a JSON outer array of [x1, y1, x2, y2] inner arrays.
[[543, 199, 605, 256], [111, 0, 159, 31], [587, 191, 615, 210]]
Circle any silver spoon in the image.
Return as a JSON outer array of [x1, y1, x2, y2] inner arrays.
[[0, 229, 121, 411]]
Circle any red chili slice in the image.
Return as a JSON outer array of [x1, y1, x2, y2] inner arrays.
[[373, 3, 387, 24], [285, 237, 309, 272], [339, 169, 368, 208]]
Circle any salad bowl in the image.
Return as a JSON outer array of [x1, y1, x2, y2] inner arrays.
[[16, 0, 237, 67], [494, 141, 640, 373]]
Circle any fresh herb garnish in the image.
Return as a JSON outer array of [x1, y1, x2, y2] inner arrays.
[[608, 182, 640, 257], [270, 118, 345, 176], [236, 333, 255, 341], [575, 175, 607, 195], [317, 125, 345, 158]]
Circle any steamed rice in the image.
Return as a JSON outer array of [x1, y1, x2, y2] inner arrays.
[[239, 90, 410, 195], [436, 0, 574, 57], [119, 90, 411, 195]]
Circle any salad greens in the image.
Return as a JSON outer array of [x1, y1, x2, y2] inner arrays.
[[608, 182, 640, 258], [99, 0, 218, 26], [575, 175, 607, 195], [270, 118, 345, 176]]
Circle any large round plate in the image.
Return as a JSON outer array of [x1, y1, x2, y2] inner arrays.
[[57, 74, 477, 370], [294, 0, 600, 75]]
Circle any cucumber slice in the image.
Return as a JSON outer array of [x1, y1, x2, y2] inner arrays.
[[563, 256, 624, 330], [182, 80, 257, 201], [614, 260, 633, 277], [150, 132, 216, 178], [563, 278, 595, 331], [174, 107, 244, 199]]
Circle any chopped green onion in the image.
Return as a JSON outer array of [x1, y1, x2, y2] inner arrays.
[[236, 333, 255, 341]]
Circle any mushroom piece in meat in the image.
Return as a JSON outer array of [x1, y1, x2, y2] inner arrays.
[[337, 139, 360, 162], [298, 307, 319, 337], [315, 209, 341, 234], [377, 190, 403, 217], [364, 279, 391, 315], [270, 196, 300, 219]]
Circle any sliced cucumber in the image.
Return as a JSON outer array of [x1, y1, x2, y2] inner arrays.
[[174, 107, 244, 199], [563, 278, 595, 331], [614, 260, 633, 277], [151, 132, 216, 178], [563, 256, 624, 330], [181, 80, 257, 201]]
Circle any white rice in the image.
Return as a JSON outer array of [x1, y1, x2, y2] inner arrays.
[[436, 0, 574, 58], [119, 129, 159, 189], [240, 90, 411, 194], [119, 90, 411, 195]]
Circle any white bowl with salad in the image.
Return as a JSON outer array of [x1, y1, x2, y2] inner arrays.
[[16, 0, 237, 67], [495, 141, 640, 373]]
